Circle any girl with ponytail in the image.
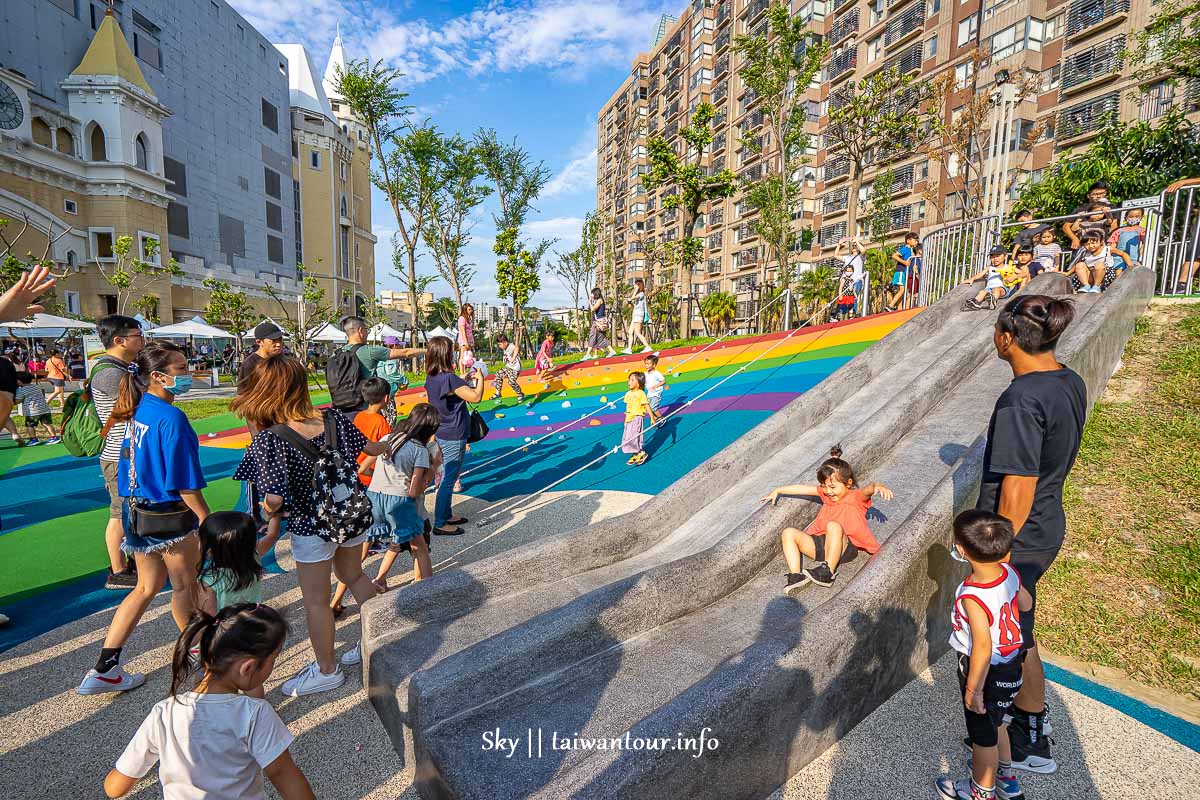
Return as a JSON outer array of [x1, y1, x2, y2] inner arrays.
[[79, 340, 211, 698], [975, 294, 1086, 772], [105, 605, 315, 800]]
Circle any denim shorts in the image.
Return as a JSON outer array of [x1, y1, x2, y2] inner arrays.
[[367, 491, 424, 545], [121, 500, 197, 555]]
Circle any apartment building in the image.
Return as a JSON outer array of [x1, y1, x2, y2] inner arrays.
[[596, 0, 1174, 330]]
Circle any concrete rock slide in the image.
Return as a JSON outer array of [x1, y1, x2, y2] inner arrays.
[[360, 268, 1155, 799]]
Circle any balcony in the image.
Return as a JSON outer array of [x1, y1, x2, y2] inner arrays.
[[819, 221, 848, 246], [822, 186, 850, 213], [734, 247, 759, 266], [716, 2, 731, 27], [667, 56, 682, 74], [715, 54, 730, 77], [882, 42, 922, 75], [712, 131, 727, 151], [828, 48, 858, 81], [739, 162, 765, 182], [739, 109, 766, 131], [825, 154, 852, 181], [1066, 0, 1129, 38], [1057, 91, 1120, 140], [889, 162, 915, 192], [888, 0, 916, 8], [664, 120, 679, 138], [716, 30, 731, 52], [709, 231, 724, 248], [734, 275, 759, 292], [736, 223, 758, 242], [707, 257, 722, 274], [666, 77, 682, 97], [1060, 35, 1125, 96], [888, 204, 912, 231], [828, 85, 853, 114], [829, 8, 860, 45], [667, 31, 683, 52], [833, 0, 856, 12], [883, 3, 924, 48]]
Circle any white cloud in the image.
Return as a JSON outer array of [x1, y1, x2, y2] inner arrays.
[[526, 216, 585, 249], [230, 0, 675, 85], [543, 148, 597, 199]]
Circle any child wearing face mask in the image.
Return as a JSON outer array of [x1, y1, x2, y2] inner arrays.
[[761, 445, 894, 593]]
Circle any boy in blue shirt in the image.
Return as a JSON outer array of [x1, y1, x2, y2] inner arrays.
[[887, 231, 919, 311]]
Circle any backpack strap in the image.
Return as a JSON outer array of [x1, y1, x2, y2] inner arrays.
[[268, 421, 322, 462], [322, 408, 339, 452]]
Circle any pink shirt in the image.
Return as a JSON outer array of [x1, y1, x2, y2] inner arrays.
[[457, 315, 474, 347]]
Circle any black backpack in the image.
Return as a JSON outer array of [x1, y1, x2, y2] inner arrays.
[[326, 344, 365, 411], [269, 410, 373, 543]]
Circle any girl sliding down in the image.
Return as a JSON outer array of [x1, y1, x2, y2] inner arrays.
[[105, 604, 315, 800], [762, 445, 893, 593]]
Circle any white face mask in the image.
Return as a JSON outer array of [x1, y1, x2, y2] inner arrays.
[[950, 545, 969, 564]]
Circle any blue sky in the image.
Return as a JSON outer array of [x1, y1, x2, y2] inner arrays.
[[229, 0, 678, 308]]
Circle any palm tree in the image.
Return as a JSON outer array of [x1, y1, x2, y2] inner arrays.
[[700, 290, 737, 334], [795, 265, 837, 319], [428, 297, 458, 328]]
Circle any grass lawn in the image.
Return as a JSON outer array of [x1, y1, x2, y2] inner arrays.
[[1038, 301, 1200, 700]]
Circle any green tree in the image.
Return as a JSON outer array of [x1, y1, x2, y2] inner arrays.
[[864, 170, 896, 244], [390, 236, 437, 332], [794, 264, 837, 319], [475, 129, 552, 349], [90, 235, 182, 316], [553, 213, 599, 344], [1131, 0, 1200, 82], [358, 294, 391, 331], [333, 61, 436, 347], [422, 133, 491, 310], [826, 68, 936, 239], [202, 278, 257, 354], [264, 271, 336, 364], [642, 103, 738, 332], [734, 4, 826, 290], [428, 296, 458, 328], [700, 290, 737, 334], [1016, 106, 1200, 217], [0, 214, 71, 293]]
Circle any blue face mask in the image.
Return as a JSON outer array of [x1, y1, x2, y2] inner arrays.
[[163, 374, 193, 396], [950, 546, 969, 564]]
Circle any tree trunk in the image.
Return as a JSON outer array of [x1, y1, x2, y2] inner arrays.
[[512, 294, 523, 353], [846, 163, 862, 241]]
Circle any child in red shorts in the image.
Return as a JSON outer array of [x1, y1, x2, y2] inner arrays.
[[761, 445, 894, 592]]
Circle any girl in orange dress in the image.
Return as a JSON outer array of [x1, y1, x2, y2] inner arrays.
[[761, 445, 894, 593]]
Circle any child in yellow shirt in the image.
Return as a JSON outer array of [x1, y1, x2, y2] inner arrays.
[[621, 371, 658, 465]]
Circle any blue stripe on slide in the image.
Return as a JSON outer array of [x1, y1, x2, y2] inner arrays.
[[1045, 662, 1200, 752]]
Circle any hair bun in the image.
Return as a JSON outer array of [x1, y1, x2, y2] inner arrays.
[[829, 444, 843, 459]]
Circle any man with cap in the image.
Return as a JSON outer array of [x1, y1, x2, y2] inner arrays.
[[238, 321, 285, 393]]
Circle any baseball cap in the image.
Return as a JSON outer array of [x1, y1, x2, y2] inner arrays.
[[988, 245, 1008, 256], [254, 321, 284, 340]]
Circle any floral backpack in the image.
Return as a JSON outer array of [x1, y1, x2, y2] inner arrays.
[[268, 410, 373, 543]]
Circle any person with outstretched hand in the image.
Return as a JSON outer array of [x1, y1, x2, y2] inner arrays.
[[0, 265, 56, 323]]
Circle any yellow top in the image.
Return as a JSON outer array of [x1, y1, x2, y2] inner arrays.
[[70, 10, 154, 95], [624, 389, 651, 422]]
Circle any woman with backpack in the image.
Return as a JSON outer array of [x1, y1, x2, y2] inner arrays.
[[230, 356, 388, 697], [424, 336, 485, 536], [77, 341, 209, 695], [583, 288, 618, 360]]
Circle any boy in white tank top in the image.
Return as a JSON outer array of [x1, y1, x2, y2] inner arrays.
[[936, 510, 1033, 800]]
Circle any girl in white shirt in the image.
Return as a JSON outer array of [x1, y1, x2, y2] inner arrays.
[[105, 604, 313, 800]]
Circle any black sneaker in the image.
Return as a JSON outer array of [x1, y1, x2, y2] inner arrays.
[[962, 298, 981, 311], [784, 572, 809, 596], [984, 294, 998, 310], [1008, 715, 1058, 774], [516, 395, 527, 403], [803, 561, 837, 587], [104, 568, 138, 590]]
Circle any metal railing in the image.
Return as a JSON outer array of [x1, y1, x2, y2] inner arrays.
[[1152, 178, 1200, 295]]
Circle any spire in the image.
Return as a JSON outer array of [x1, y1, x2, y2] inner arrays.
[[70, 7, 154, 96], [323, 25, 347, 101]]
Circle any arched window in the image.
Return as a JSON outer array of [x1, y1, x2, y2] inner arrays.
[[31, 118, 53, 147], [135, 134, 149, 170], [340, 195, 348, 218], [88, 123, 107, 161], [56, 127, 75, 156], [66, 250, 77, 270]]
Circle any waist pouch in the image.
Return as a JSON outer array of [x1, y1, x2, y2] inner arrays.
[[127, 499, 197, 536]]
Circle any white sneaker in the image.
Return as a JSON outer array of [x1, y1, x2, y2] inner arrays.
[[640, 346, 653, 354], [621, 347, 632, 354], [340, 642, 362, 666], [78, 664, 146, 695], [281, 661, 345, 697]]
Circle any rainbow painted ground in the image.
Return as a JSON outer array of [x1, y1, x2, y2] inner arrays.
[[0, 310, 917, 651]]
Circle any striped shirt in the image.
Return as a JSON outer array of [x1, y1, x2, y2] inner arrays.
[[1033, 242, 1062, 271], [15, 384, 50, 417], [91, 356, 130, 462]]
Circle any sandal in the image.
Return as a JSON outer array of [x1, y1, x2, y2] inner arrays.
[[446, 516, 469, 525], [330, 604, 346, 619]]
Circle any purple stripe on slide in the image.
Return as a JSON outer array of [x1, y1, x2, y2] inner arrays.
[[487, 392, 798, 440]]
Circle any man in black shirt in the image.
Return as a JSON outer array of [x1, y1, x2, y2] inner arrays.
[[975, 294, 1086, 774], [238, 321, 285, 395], [0, 353, 21, 444]]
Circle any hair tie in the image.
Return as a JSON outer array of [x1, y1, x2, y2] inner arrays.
[[125, 363, 140, 375]]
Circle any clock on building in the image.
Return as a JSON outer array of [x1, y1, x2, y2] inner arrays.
[[0, 81, 23, 130]]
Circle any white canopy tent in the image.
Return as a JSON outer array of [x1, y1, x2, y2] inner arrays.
[[368, 322, 406, 342], [132, 313, 158, 331], [425, 325, 457, 342], [146, 318, 235, 339], [4, 313, 97, 339], [308, 322, 347, 343], [241, 318, 289, 341]]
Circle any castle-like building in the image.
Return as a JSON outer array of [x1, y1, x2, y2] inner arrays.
[[0, 0, 373, 323]]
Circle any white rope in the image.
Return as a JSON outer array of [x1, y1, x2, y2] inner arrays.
[[475, 312, 833, 528], [459, 290, 790, 480]]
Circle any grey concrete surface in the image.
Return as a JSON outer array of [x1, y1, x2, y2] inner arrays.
[[363, 270, 1160, 799]]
